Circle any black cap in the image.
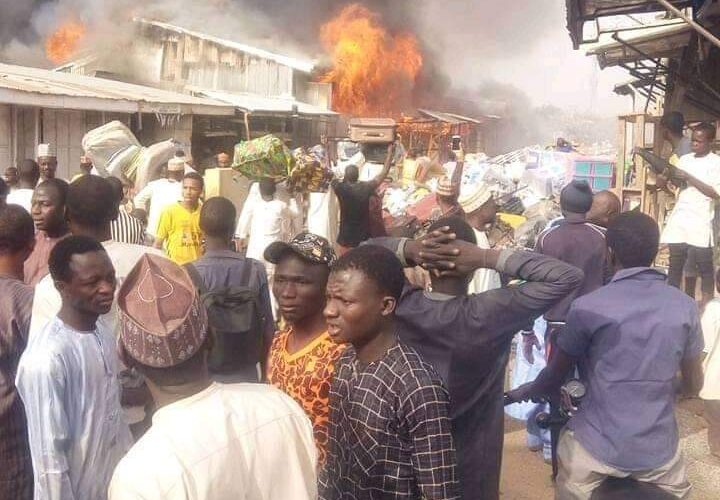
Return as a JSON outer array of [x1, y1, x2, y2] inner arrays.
[[560, 180, 593, 215], [264, 232, 337, 266], [661, 112, 685, 136]]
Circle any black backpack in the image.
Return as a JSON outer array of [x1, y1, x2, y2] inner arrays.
[[184, 262, 263, 379]]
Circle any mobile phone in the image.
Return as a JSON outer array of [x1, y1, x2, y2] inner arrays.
[[451, 135, 461, 151]]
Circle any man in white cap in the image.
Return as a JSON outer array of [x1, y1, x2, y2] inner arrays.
[[110, 254, 318, 500], [37, 144, 58, 182], [459, 182, 501, 294], [133, 157, 185, 244]]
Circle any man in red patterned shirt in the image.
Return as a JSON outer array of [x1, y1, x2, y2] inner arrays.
[[264, 232, 344, 463]]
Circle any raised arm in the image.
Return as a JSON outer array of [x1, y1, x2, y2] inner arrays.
[[448, 149, 465, 199], [368, 143, 396, 189]]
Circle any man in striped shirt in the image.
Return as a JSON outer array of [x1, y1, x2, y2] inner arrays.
[[108, 177, 145, 246]]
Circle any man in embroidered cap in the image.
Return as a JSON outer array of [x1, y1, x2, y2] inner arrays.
[[17, 235, 133, 500], [133, 157, 185, 244], [459, 182, 500, 294], [264, 232, 345, 465], [110, 254, 318, 500], [36, 144, 58, 182]]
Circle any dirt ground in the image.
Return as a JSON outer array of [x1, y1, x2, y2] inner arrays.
[[499, 390, 720, 499]]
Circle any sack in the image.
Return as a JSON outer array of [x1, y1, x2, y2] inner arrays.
[[184, 263, 264, 378], [232, 134, 294, 181], [288, 148, 333, 193], [82, 121, 141, 175]]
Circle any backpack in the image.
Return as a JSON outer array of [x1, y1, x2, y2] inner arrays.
[[184, 261, 263, 379]]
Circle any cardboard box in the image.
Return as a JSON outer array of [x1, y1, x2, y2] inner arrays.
[[348, 118, 396, 143]]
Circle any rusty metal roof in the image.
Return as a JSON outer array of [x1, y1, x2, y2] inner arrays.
[[0, 63, 235, 115]]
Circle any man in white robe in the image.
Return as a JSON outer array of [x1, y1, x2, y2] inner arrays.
[[459, 182, 501, 294], [17, 236, 133, 500]]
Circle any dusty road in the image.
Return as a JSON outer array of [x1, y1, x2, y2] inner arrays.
[[500, 399, 720, 499]]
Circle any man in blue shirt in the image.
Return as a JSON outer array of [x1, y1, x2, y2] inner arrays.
[[507, 211, 704, 499]]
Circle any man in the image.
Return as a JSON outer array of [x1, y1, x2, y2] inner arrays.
[[319, 245, 459, 499], [0, 206, 36, 500], [109, 253, 318, 500], [264, 232, 344, 464], [332, 144, 393, 254], [507, 211, 703, 499], [4, 166, 18, 190], [459, 181, 501, 293], [188, 197, 274, 381], [17, 236, 133, 500], [661, 122, 720, 306], [661, 111, 692, 164], [701, 269, 720, 458], [216, 152, 232, 169], [70, 156, 93, 183], [154, 172, 204, 265], [27, 176, 163, 432], [530, 179, 609, 350], [366, 215, 584, 500], [236, 178, 299, 293], [7, 160, 39, 213], [133, 157, 184, 243], [108, 177, 145, 245], [585, 190, 621, 230], [0, 177, 8, 209], [37, 143, 58, 182], [25, 179, 70, 286]]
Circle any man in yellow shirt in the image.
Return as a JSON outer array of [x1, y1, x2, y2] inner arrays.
[[154, 173, 203, 265]]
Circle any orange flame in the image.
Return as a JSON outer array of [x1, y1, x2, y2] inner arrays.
[[45, 20, 86, 64], [319, 4, 423, 117]]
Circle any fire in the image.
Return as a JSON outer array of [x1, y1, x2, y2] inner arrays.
[[319, 4, 423, 117], [45, 20, 87, 64]]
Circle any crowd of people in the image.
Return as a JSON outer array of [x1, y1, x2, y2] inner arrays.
[[0, 118, 718, 500]]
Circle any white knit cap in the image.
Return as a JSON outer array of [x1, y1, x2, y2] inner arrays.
[[37, 143, 56, 158], [167, 157, 186, 171], [459, 182, 493, 214]]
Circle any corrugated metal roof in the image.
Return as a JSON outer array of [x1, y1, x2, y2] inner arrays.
[[136, 18, 316, 74], [417, 109, 494, 124], [585, 23, 691, 68], [193, 88, 337, 116], [0, 63, 235, 115]]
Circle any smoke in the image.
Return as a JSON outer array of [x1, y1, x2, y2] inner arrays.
[[0, 0, 627, 146]]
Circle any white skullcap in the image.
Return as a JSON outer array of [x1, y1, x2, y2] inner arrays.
[[37, 143, 56, 158]]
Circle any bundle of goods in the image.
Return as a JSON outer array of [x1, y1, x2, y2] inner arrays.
[[82, 121, 141, 178], [129, 139, 177, 191], [81, 121, 179, 190], [288, 147, 333, 193], [232, 134, 294, 181]]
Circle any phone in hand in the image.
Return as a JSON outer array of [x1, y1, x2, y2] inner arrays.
[[451, 135, 462, 151]]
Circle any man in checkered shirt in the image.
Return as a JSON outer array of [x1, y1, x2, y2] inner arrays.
[[319, 245, 459, 500]]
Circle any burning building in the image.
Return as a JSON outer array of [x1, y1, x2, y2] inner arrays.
[[55, 18, 338, 163]]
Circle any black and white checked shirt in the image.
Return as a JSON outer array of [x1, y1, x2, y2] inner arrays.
[[319, 342, 459, 500], [111, 207, 145, 246]]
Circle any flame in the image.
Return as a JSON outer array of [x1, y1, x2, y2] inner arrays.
[[45, 20, 86, 64], [319, 4, 423, 117]]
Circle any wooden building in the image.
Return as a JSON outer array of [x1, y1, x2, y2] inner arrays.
[[0, 62, 233, 179], [56, 18, 338, 162]]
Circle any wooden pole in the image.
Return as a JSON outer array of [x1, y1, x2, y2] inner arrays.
[[656, 0, 720, 51]]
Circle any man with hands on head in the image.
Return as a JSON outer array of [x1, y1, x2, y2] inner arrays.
[[367, 219, 584, 500]]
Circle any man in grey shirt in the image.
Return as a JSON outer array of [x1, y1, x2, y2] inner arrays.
[[507, 211, 704, 499], [187, 197, 274, 380]]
